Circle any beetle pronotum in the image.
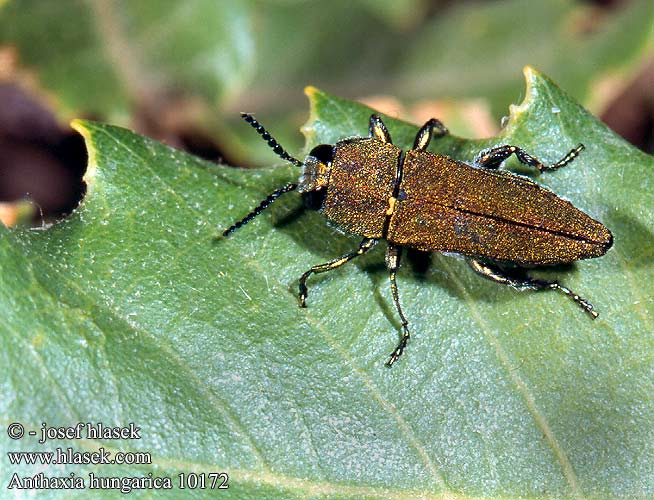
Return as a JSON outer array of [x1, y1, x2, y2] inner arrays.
[[222, 112, 613, 366]]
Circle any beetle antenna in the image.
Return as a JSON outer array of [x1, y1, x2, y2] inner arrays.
[[241, 113, 304, 167], [222, 183, 298, 237]]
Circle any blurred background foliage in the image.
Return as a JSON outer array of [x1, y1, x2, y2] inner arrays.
[[0, 0, 651, 222]]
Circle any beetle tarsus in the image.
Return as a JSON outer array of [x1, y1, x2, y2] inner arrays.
[[387, 325, 410, 367], [298, 278, 309, 308], [546, 281, 598, 319], [538, 144, 585, 172]]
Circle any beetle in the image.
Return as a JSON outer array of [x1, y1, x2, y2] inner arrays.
[[222, 112, 613, 366]]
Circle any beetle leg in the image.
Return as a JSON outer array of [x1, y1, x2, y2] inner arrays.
[[467, 259, 598, 319], [413, 118, 449, 151], [386, 244, 411, 367], [475, 144, 585, 173], [369, 114, 393, 143], [299, 238, 378, 307]]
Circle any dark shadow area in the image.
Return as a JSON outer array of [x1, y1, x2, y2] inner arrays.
[[406, 247, 433, 279], [0, 84, 236, 226], [0, 84, 87, 223], [179, 129, 229, 164], [133, 95, 234, 165]]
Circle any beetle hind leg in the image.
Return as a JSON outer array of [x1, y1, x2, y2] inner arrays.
[[476, 144, 585, 173], [468, 259, 598, 319], [299, 238, 378, 307], [386, 244, 411, 367]]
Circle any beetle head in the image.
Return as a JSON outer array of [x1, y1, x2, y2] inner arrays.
[[299, 144, 334, 210], [222, 117, 335, 237]]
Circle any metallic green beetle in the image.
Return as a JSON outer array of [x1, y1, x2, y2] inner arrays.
[[223, 113, 612, 366]]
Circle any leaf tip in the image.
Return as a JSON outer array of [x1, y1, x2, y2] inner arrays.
[[522, 64, 540, 80], [301, 86, 324, 148], [70, 119, 97, 193], [303, 85, 320, 98], [503, 65, 545, 135], [518, 65, 542, 106]]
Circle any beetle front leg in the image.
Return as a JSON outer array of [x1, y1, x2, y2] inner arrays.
[[467, 259, 598, 318], [413, 118, 449, 151], [475, 144, 585, 172], [299, 238, 378, 307], [386, 244, 411, 367], [369, 114, 393, 143]]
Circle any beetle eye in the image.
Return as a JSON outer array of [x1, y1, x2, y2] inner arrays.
[[309, 144, 335, 165]]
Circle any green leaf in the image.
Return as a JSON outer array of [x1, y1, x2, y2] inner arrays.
[[2, 68, 653, 498], [0, 0, 254, 121], [397, 0, 653, 116]]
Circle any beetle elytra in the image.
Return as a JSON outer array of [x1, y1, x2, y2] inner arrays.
[[222, 112, 613, 366]]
